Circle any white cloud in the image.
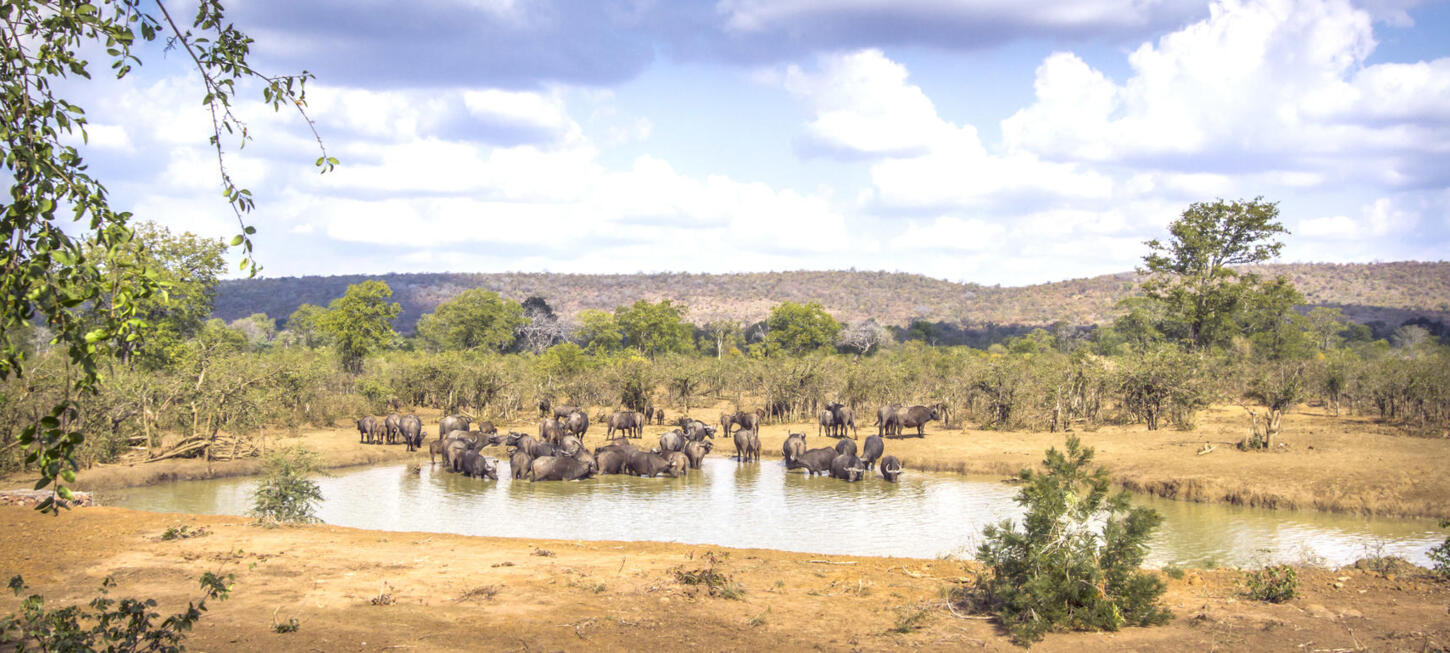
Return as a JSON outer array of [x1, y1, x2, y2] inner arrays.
[[783, 49, 960, 156], [718, 0, 1197, 33], [999, 0, 1450, 167]]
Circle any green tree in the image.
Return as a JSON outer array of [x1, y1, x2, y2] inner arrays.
[[1304, 307, 1347, 351], [1239, 276, 1311, 360], [971, 437, 1171, 645], [615, 299, 694, 358], [703, 320, 745, 359], [764, 301, 842, 356], [1140, 198, 1289, 351], [575, 309, 624, 354], [284, 304, 328, 348], [415, 289, 524, 352], [317, 281, 400, 373], [96, 222, 227, 368], [1, 0, 331, 511]]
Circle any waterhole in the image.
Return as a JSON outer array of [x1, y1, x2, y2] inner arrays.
[[102, 456, 1443, 568]]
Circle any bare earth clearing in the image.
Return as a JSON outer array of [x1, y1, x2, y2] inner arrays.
[[3, 403, 1449, 651], [2, 507, 1447, 652]]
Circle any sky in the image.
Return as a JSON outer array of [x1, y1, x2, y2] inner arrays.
[[64, 0, 1450, 286]]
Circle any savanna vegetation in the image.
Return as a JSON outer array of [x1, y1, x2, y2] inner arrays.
[[5, 201, 1448, 484]]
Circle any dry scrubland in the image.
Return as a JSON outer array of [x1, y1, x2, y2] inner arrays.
[[212, 261, 1450, 330]]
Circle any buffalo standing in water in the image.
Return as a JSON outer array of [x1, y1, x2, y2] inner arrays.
[[789, 447, 838, 476], [684, 439, 712, 469], [860, 435, 884, 470], [528, 455, 596, 482], [879, 455, 904, 482], [830, 453, 867, 482], [733, 429, 761, 463], [782, 432, 806, 466], [834, 438, 857, 458], [626, 450, 678, 477], [439, 415, 472, 440]]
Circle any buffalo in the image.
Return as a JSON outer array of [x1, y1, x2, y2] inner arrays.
[[684, 439, 713, 469], [626, 450, 678, 477], [439, 415, 472, 440], [357, 416, 378, 444], [879, 455, 904, 482], [834, 438, 857, 458], [510, 450, 534, 479], [529, 455, 596, 481], [789, 447, 838, 476], [782, 432, 806, 466], [860, 435, 884, 470], [733, 429, 761, 463], [829, 453, 867, 482], [608, 411, 645, 439], [400, 414, 423, 452], [658, 430, 687, 454], [563, 411, 589, 440]]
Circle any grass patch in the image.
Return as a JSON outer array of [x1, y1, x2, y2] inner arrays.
[[890, 602, 933, 634], [160, 524, 211, 541], [671, 551, 745, 600], [455, 585, 502, 602]]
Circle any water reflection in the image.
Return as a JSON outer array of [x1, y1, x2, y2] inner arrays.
[[100, 457, 1443, 567]]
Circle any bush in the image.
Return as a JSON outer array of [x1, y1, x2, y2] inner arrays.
[[249, 446, 324, 525], [1, 573, 230, 652], [967, 436, 1171, 646], [1243, 565, 1298, 602], [1429, 520, 1450, 580]]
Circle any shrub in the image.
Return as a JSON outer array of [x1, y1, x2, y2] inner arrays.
[[1243, 565, 1298, 602], [967, 436, 1172, 646], [1429, 520, 1450, 580], [249, 446, 324, 525], [1, 573, 230, 652]]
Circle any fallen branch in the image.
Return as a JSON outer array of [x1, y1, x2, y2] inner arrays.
[[807, 560, 857, 566]]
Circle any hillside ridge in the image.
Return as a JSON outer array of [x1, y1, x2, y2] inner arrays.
[[211, 261, 1450, 332]]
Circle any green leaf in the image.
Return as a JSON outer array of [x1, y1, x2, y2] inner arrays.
[[230, 235, 244, 246]]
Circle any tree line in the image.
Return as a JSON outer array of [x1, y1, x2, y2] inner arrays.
[[3, 200, 1449, 476]]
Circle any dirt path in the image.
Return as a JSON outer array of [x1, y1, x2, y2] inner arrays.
[[1, 506, 1446, 652]]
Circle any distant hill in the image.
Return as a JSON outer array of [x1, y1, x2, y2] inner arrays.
[[212, 261, 1450, 333]]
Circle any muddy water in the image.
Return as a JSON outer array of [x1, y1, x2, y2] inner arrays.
[[101, 457, 1444, 568]]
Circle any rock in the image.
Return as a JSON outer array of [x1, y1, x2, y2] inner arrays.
[[1336, 576, 1351, 582], [1333, 582, 1344, 589], [1305, 604, 1334, 619], [1338, 609, 1363, 619]]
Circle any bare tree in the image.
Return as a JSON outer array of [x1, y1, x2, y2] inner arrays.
[[705, 320, 742, 359], [517, 296, 568, 354], [838, 318, 892, 357]]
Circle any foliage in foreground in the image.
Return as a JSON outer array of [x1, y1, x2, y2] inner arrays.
[[968, 436, 1171, 646], [249, 446, 324, 525], [0, 573, 230, 652]]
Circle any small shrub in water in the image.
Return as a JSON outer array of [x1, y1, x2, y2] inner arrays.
[[249, 446, 324, 525], [1243, 565, 1298, 603], [966, 436, 1172, 646]]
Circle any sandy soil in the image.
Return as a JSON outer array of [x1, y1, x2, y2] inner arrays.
[[1, 506, 1446, 652]]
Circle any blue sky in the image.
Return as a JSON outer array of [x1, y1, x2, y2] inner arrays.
[[72, 0, 1450, 285]]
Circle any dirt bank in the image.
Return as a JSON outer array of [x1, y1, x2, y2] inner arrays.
[[4, 401, 1448, 519], [1, 506, 1445, 652]]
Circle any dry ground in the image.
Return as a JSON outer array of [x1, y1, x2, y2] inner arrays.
[[1, 506, 1446, 652]]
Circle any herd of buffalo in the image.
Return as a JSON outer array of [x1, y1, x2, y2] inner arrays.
[[354, 402, 936, 485]]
